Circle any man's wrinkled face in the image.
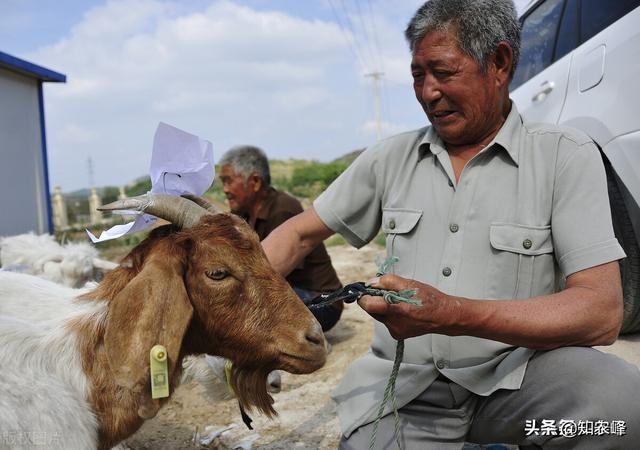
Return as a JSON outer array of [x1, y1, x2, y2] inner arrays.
[[220, 164, 254, 215], [411, 29, 504, 147]]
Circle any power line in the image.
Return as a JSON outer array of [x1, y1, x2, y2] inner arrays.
[[327, 0, 368, 71], [365, 0, 385, 72], [354, 0, 380, 71], [328, 0, 390, 141], [359, 0, 389, 138], [336, 0, 372, 70]]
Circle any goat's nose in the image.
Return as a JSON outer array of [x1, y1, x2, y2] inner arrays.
[[305, 321, 324, 347]]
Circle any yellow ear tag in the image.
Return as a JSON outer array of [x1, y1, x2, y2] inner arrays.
[[224, 359, 234, 393], [150, 344, 169, 399]]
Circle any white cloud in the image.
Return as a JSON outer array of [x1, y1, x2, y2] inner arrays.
[[30, 0, 426, 191]]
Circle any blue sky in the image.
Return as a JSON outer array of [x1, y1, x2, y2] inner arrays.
[[2, 0, 527, 192]]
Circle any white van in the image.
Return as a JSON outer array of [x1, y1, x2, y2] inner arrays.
[[511, 0, 640, 333]]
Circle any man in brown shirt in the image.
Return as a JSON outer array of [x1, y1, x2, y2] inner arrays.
[[218, 145, 343, 331]]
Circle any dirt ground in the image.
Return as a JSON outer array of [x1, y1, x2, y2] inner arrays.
[[123, 243, 386, 450], [118, 241, 640, 450]]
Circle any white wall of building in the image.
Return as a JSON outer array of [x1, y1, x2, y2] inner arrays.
[[0, 67, 48, 235]]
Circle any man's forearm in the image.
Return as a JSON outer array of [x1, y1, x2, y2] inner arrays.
[[450, 284, 622, 349], [262, 207, 334, 277], [456, 261, 623, 348], [262, 218, 313, 276]]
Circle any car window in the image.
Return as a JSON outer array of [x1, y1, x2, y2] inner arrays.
[[554, 0, 578, 62], [511, 0, 565, 90], [581, 0, 640, 44]]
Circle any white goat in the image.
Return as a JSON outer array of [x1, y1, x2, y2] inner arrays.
[[0, 232, 117, 288], [0, 194, 326, 450]]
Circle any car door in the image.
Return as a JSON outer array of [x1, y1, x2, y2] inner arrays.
[[510, 0, 577, 124], [558, 0, 640, 144]]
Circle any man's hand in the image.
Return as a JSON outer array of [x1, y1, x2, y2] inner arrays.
[[358, 274, 461, 340]]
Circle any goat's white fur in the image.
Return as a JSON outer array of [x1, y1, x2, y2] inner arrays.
[[0, 241, 281, 448], [0, 272, 103, 449], [0, 273, 282, 450], [0, 233, 117, 288]]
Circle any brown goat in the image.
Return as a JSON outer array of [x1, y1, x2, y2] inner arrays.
[[0, 195, 327, 450]]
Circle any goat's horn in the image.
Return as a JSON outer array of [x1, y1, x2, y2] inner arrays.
[[99, 193, 210, 229], [180, 194, 223, 214]]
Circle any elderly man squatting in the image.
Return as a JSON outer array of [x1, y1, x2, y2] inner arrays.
[[218, 145, 343, 332], [262, 0, 640, 448]]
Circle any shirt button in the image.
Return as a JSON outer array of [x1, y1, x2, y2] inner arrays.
[[449, 223, 459, 233], [442, 267, 452, 277], [389, 219, 396, 230], [523, 239, 533, 249], [448, 179, 454, 187], [436, 359, 447, 369]]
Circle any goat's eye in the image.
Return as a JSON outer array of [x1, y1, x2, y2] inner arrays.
[[206, 269, 229, 281]]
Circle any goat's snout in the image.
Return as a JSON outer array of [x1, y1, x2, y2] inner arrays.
[[305, 321, 324, 347]]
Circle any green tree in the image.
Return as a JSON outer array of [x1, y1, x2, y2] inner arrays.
[[102, 186, 120, 204], [126, 177, 152, 197], [289, 161, 348, 199]]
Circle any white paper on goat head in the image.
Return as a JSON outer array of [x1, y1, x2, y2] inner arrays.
[[87, 122, 214, 243]]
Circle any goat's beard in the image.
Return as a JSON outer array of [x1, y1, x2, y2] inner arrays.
[[230, 366, 276, 417]]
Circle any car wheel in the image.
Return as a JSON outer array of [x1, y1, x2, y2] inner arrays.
[[605, 162, 640, 334]]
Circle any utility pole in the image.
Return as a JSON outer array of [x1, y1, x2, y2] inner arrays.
[[87, 156, 102, 224], [365, 71, 384, 141], [87, 156, 95, 188]]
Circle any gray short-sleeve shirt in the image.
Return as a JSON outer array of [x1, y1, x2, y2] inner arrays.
[[314, 103, 625, 437]]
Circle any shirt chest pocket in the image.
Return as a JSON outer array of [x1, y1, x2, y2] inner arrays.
[[486, 223, 556, 299], [381, 208, 423, 278]]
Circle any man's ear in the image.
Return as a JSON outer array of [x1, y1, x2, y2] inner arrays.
[[249, 173, 263, 193], [492, 41, 514, 88]]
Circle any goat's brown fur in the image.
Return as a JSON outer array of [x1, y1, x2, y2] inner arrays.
[[69, 214, 325, 449]]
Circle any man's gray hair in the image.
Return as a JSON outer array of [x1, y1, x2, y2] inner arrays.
[[219, 145, 271, 186], [405, 0, 521, 78]]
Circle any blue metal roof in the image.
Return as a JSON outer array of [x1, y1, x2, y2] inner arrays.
[[0, 51, 66, 83]]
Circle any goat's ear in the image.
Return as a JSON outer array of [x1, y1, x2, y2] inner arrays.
[[103, 248, 193, 418]]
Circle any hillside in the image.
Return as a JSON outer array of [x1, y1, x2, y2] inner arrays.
[[64, 149, 365, 210], [204, 151, 367, 209]]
